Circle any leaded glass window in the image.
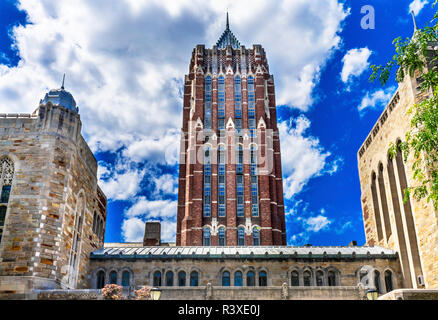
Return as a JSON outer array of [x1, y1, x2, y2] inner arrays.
[[203, 227, 211, 246], [218, 227, 226, 246], [204, 76, 212, 129], [122, 271, 130, 287], [222, 271, 230, 286], [252, 227, 260, 246], [190, 271, 199, 286], [237, 227, 245, 246], [234, 271, 243, 287], [0, 158, 14, 244]]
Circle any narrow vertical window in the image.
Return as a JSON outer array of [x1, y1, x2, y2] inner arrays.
[[96, 270, 105, 289], [218, 227, 226, 246], [316, 271, 324, 286], [303, 271, 312, 286], [122, 271, 130, 287], [384, 270, 393, 292], [370, 172, 383, 241], [374, 270, 381, 293], [0, 158, 14, 244], [204, 76, 212, 129], [237, 227, 245, 246], [247, 76, 256, 137], [190, 271, 199, 286], [218, 76, 225, 128], [250, 145, 259, 217], [252, 227, 260, 246], [222, 271, 230, 286], [247, 271, 255, 286], [234, 76, 242, 134], [291, 271, 299, 286], [203, 227, 211, 246], [109, 271, 117, 285], [378, 163, 392, 240], [203, 147, 211, 217], [234, 271, 243, 286], [68, 194, 85, 287], [178, 271, 186, 286], [166, 271, 174, 286], [218, 146, 226, 217], [153, 271, 162, 286], [236, 168, 244, 218], [328, 271, 336, 286], [259, 271, 267, 286]]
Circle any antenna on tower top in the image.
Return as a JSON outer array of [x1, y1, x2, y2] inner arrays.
[[411, 11, 418, 32], [61, 73, 65, 90], [226, 12, 229, 30]]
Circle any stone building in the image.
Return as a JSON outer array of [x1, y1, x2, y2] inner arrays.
[[2, 15, 438, 301], [357, 42, 438, 289], [0, 81, 107, 296], [177, 14, 286, 246]]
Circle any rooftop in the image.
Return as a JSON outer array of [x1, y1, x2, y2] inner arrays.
[[91, 245, 397, 260], [216, 13, 241, 49]]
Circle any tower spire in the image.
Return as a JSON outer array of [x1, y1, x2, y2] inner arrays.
[[411, 10, 418, 32], [226, 12, 229, 30], [61, 73, 65, 90]]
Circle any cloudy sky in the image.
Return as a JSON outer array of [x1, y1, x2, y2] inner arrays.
[[0, 0, 434, 245]]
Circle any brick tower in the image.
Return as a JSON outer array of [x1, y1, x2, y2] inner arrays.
[[177, 14, 286, 246]]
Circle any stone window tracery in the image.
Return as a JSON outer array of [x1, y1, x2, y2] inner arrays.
[[0, 157, 14, 244]]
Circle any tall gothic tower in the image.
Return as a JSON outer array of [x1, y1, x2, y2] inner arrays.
[[177, 15, 286, 246]]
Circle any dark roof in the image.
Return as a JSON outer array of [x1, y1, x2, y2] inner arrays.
[[90, 245, 397, 260], [216, 13, 241, 49]]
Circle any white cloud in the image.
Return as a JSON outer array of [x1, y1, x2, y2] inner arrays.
[[278, 116, 332, 199], [125, 196, 176, 219], [358, 87, 395, 113], [340, 47, 372, 83], [153, 174, 178, 195], [409, 0, 429, 16], [304, 215, 332, 232], [98, 164, 146, 201]]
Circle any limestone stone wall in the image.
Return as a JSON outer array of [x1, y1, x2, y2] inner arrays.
[[357, 71, 438, 289], [0, 103, 106, 294], [88, 256, 402, 299]]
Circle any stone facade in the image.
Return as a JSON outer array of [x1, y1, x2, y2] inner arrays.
[[177, 20, 286, 246], [357, 46, 438, 289], [0, 92, 107, 296], [88, 245, 401, 300]]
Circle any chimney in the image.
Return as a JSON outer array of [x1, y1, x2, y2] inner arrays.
[[143, 221, 161, 246], [348, 240, 357, 247]]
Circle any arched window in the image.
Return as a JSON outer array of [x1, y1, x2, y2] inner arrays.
[[203, 228, 211, 246], [153, 271, 162, 286], [190, 271, 199, 287], [96, 270, 105, 289], [252, 227, 260, 246], [109, 271, 117, 285], [303, 271, 312, 286], [0, 157, 14, 244], [122, 271, 130, 287], [222, 271, 230, 286], [237, 227, 245, 246], [247, 271, 255, 286], [178, 271, 186, 287], [316, 271, 324, 286], [259, 271, 267, 286], [218, 227, 226, 246], [234, 271, 243, 287], [384, 270, 393, 292], [165, 271, 174, 286], [328, 271, 336, 286], [291, 271, 299, 286], [374, 270, 381, 293], [68, 193, 86, 286]]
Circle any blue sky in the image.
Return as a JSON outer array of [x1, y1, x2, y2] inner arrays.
[[0, 0, 434, 246]]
